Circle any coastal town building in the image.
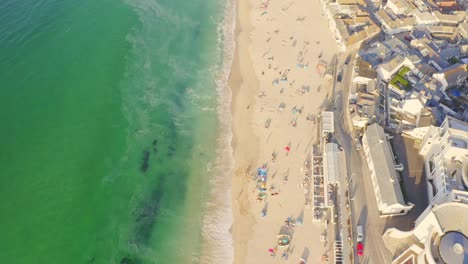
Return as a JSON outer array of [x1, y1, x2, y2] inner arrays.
[[322, 111, 335, 136], [362, 124, 414, 216], [375, 9, 416, 35], [418, 116, 468, 205], [432, 11, 466, 26], [359, 42, 393, 66], [383, 200, 468, 264], [324, 143, 341, 185], [350, 92, 377, 129], [411, 10, 438, 26], [389, 92, 433, 130], [457, 22, 468, 43], [331, 16, 381, 51], [386, 0, 411, 16], [318, 0, 468, 260], [432, 63, 468, 92], [319, 0, 382, 51], [382, 116, 468, 264], [352, 57, 378, 92], [377, 55, 415, 82]]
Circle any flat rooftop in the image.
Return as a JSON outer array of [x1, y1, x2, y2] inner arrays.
[[364, 124, 405, 206], [322, 111, 334, 134], [325, 143, 340, 184]]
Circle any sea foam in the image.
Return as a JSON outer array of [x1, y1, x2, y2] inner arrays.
[[198, 0, 236, 262]]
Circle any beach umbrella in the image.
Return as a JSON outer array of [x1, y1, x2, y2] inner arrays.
[[279, 102, 286, 111], [284, 146, 291, 152]]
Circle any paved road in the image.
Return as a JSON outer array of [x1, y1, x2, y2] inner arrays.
[[329, 44, 432, 263], [332, 52, 394, 264]]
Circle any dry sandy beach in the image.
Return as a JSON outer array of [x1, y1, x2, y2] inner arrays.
[[229, 0, 339, 262]]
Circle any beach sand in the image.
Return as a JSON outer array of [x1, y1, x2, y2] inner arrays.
[[229, 0, 339, 262]]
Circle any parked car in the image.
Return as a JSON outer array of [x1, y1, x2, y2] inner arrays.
[[345, 55, 351, 65], [357, 242, 364, 256], [354, 138, 362, 150], [356, 225, 363, 242]]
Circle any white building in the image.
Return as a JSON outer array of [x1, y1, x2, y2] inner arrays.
[[457, 22, 468, 42], [349, 92, 376, 129], [432, 63, 468, 92], [322, 111, 334, 136], [377, 55, 415, 82], [352, 57, 377, 92], [390, 92, 432, 130], [324, 143, 340, 185], [383, 112, 468, 264], [419, 116, 468, 205], [375, 10, 416, 35], [383, 200, 468, 264], [386, 0, 410, 16], [412, 10, 437, 26], [432, 11, 465, 26], [362, 124, 414, 216]]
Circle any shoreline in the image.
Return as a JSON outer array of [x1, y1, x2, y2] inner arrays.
[[228, 0, 259, 262], [229, 0, 339, 262]]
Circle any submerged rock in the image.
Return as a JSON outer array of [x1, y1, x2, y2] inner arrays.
[[152, 139, 158, 154], [168, 145, 176, 157], [140, 149, 150, 173], [120, 257, 133, 264]]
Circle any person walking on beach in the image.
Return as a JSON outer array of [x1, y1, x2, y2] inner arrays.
[[284, 145, 291, 156]]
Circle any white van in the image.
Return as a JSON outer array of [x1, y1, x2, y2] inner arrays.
[[354, 138, 362, 150], [356, 225, 363, 242]]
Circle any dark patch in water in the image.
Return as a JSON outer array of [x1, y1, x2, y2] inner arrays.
[[152, 139, 158, 154], [172, 81, 187, 111], [133, 177, 165, 244], [140, 149, 150, 173], [192, 24, 201, 40], [120, 257, 139, 264], [168, 145, 176, 157]]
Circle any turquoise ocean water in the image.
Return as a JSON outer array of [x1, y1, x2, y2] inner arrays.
[[0, 0, 234, 263]]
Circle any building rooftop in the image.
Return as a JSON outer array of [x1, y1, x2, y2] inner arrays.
[[432, 11, 465, 25], [439, 47, 461, 60], [384, 201, 468, 264], [438, 231, 468, 264], [380, 55, 406, 73], [383, 37, 410, 55], [325, 143, 340, 184], [459, 23, 468, 39], [439, 63, 468, 87], [427, 25, 457, 35], [402, 98, 425, 116], [412, 10, 437, 24], [444, 115, 468, 132], [356, 57, 378, 79], [364, 124, 406, 207], [357, 92, 375, 105], [322, 111, 334, 134], [436, 1, 462, 12], [388, 0, 409, 9], [360, 42, 393, 66]]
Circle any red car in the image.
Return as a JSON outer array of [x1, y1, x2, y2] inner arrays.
[[357, 242, 364, 256]]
